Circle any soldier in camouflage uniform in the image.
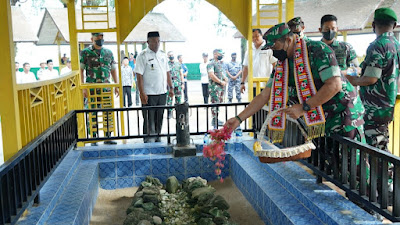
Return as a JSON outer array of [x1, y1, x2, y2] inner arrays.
[[226, 53, 242, 103], [319, 14, 360, 74], [225, 23, 365, 142], [80, 32, 119, 145], [347, 8, 400, 152], [208, 49, 228, 127], [166, 51, 184, 118]]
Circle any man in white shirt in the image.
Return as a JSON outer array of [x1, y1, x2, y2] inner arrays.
[[36, 62, 46, 80], [60, 60, 72, 75], [42, 59, 59, 80], [16, 62, 37, 83], [121, 57, 134, 107], [199, 53, 209, 104], [240, 29, 277, 94], [134, 31, 174, 143]]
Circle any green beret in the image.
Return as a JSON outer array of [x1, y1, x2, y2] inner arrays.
[[213, 49, 224, 55], [287, 17, 303, 27], [374, 8, 397, 22], [91, 32, 103, 36], [263, 23, 290, 47]]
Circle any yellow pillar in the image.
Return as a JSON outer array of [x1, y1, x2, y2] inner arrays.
[[248, 0, 253, 101], [124, 42, 129, 56], [286, 0, 295, 21], [342, 31, 348, 42], [0, 0, 22, 160], [67, 0, 85, 145]]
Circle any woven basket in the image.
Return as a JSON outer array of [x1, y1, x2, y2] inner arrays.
[[254, 108, 315, 163]]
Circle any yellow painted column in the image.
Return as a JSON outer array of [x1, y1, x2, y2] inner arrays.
[[80, 42, 85, 51], [67, 0, 85, 145], [286, 0, 294, 21], [124, 42, 129, 56], [0, 0, 22, 160], [248, 0, 253, 101], [342, 31, 348, 42]]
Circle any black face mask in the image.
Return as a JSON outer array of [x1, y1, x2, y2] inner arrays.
[[293, 32, 301, 36], [95, 39, 104, 46], [273, 49, 287, 61], [169, 56, 174, 60], [217, 55, 223, 60], [322, 30, 336, 41]]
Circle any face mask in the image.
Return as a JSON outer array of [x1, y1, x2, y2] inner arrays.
[[95, 39, 104, 46], [169, 56, 174, 60], [322, 30, 336, 41], [273, 49, 288, 61], [293, 32, 301, 36], [217, 55, 223, 60], [232, 57, 236, 61]]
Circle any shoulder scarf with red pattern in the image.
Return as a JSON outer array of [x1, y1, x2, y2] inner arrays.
[[268, 36, 325, 143]]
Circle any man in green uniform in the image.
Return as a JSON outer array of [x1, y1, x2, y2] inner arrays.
[[80, 32, 119, 145], [225, 23, 364, 141], [319, 14, 360, 75], [287, 17, 310, 42], [166, 51, 184, 118], [208, 49, 228, 128], [347, 8, 400, 152]]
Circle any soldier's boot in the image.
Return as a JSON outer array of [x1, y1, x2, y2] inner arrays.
[[167, 110, 172, 119], [238, 98, 241, 103], [228, 98, 232, 103]]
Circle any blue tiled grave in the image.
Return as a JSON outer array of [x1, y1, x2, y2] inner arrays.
[[18, 140, 381, 225]]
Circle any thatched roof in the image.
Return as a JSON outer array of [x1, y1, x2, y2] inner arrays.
[[12, 7, 38, 42], [234, 0, 393, 38], [37, 8, 185, 45]]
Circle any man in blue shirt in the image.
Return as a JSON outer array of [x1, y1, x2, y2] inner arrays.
[[178, 55, 189, 102]]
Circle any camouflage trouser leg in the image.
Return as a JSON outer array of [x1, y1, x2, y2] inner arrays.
[[167, 83, 183, 112], [227, 78, 241, 101], [209, 84, 224, 120], [364, 123, 390, 152]]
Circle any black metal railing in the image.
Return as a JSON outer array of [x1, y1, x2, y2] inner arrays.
[[271, 118, 400, 222], [0, 111, 77, 225], [75, 103, 254, 143]]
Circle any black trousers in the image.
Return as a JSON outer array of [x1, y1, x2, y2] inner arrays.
[[184, 81, 188, 102], [142, 93, 167, 142], [123, 86, 132, 107], [202, 83, 209, 104]]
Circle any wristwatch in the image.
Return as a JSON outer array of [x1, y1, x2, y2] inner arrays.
[[240, 82, 245, 85], [303, 102, 311, 111]]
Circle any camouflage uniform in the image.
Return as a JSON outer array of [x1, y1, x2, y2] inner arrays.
[[326, 39, 358, 70], [267, 39, 365, 139], [207, 59, 227, 122], [167, 61, 183, 109], [359, 32, 400, 151], [227, 61, 242, 102], [80, 45, 116, 137]]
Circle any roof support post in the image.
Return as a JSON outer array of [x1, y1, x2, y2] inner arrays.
[[247, 0, 253, 101], [286, 0, 294, 21], [0, 0, 22, 160], [342, 31, 347, 42]]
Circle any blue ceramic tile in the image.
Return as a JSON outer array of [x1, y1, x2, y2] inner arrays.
[[100, 179, 116, 189], [288, 213, 323, 225], [117, 177, 134, 188], [100, 150, 116, 158], [186, 172, 202, 179], [202, 157, 215, 172], [154, 175, 168, 184], [171, 173, 185, 182], [151, 147, 167, 154], [169, 158, 185, 174], [185, 157, 201, 173], [134, 148, 144, 155], [134, 176, 146, 186], [117, 161, 134, 177], [99, 162, 115, 178], [82, 151, 99, 159], [142, 148, 150, 155], [151, 158, 168, 175], [117, 149, 133, 156], [134, 160, 151, 176], [201, 171, 217, 181]]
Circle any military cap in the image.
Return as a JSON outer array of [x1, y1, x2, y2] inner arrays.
[[374, 8, 397, 21], [263, 23, 290, 48], [231, 52, 237, 56], [202, 53, 208, 57], [287, 17, 304, 28], [91, 32, 103, 36], [213, 49, 224, 55], [147, 31, 160, 38]]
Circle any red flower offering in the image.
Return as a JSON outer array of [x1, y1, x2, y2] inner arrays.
[[203, 126, 233, 182]]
